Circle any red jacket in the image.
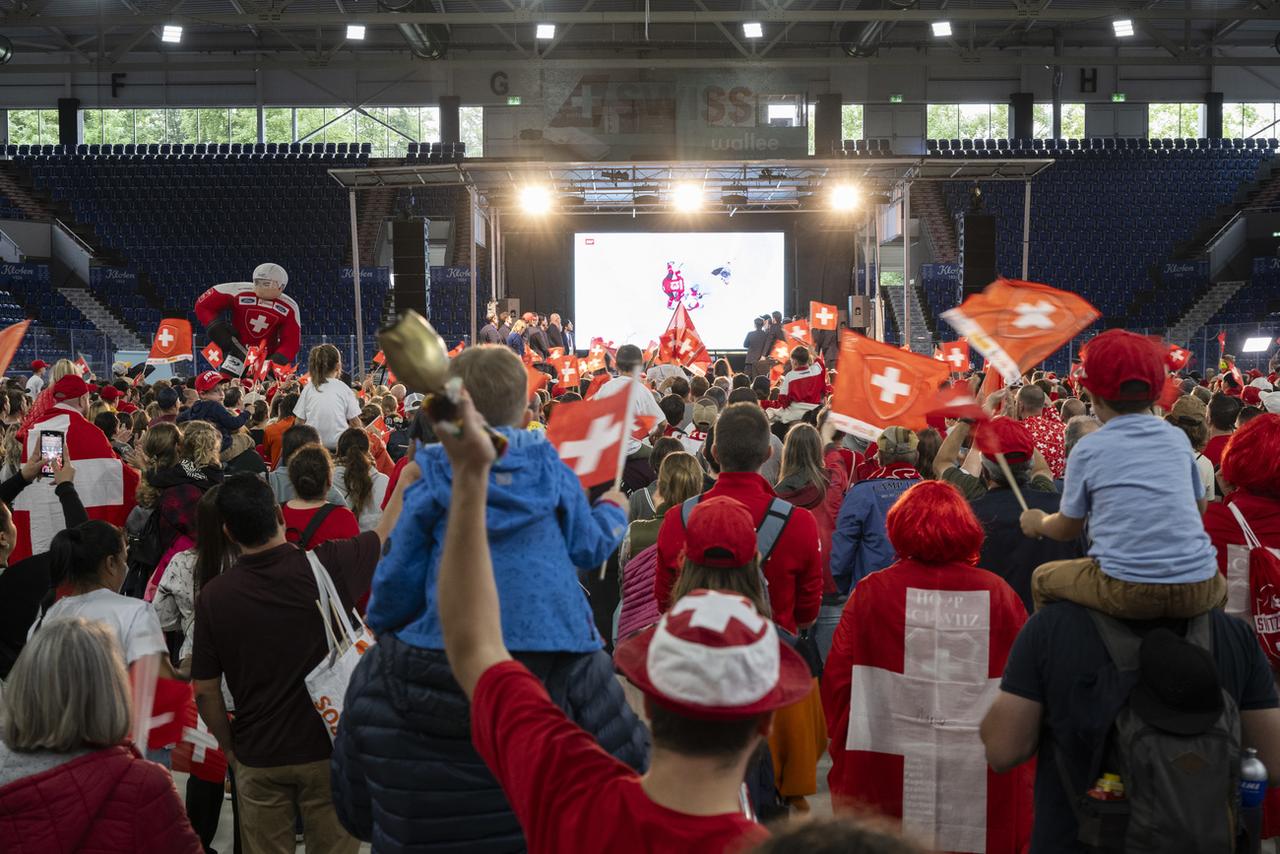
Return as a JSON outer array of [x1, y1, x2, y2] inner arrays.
[[654, 471, 824, 632], [760, 362, 828, 411], [0, 744, 202, 854], [774, 450, 850, 596]]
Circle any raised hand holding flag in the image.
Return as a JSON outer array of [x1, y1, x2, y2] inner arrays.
[[783, 319, 814, 348], [546, 391, 633, 488], [829, 331, 950, 440]]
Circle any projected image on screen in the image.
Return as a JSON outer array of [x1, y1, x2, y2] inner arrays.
[[574, 232, 785, 351]]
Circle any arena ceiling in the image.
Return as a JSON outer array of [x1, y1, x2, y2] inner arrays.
[[2, 0, 1278, 72]]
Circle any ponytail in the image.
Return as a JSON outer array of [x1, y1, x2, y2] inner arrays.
[[50, 521, 123, 589], [336, 428, 374, 514]]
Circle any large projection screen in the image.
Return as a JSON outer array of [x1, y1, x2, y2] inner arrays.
[[573, 231, 786, 350]]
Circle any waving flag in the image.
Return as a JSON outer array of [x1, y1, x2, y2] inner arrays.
[[448, 341, 466, 358], [546, 391, 632, 488], [810, 301, 839, 332], [926, 383, 989, 423], [525, 363, 550, 400], [658, 304, 711, 374], [937, 340, 971, 373], [551, 354, 581, 395], [73, 355, 91, 376], [0, 320, 30, 377], [1166, 343, 1191, 371], [771, 339, 793, 364], [271, 361, 297, 380], [147, 318, 193, 365], [201, 342, 224, 369], [829, 332, 950, 440], [941, 278, 1099, 383], [783, 319, 815, 348]]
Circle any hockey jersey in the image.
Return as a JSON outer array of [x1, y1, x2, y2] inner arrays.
[[195, 282, 302, 363]]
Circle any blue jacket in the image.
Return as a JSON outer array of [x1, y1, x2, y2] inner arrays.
[[176, 400, 249, 451], [505, 332, 525, 357], [829, 473, 919, 593], [365, 426, 626, 653]]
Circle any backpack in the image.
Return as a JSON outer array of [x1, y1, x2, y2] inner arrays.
[[1224, 503, 1280, 671], [122, 508, 165, 599], [1062, 611, 1242, 854], [617, 543, 662, 643]]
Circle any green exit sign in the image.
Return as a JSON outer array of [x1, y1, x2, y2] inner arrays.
[[1111, 92, 1127, 102], [889, 94, 904, 104], [507, 96, 522, 105]]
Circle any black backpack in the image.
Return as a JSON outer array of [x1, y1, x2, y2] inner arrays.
[[1061, 611, 1242, 853], [122, 508, 165, 599]]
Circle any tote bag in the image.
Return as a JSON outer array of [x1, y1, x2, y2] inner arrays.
[[304, 551, 375, 741]]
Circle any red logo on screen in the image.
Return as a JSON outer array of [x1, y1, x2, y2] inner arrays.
[[585, 238, 595, 245]]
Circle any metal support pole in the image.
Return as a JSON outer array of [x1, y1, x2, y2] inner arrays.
[[902, 182, 911, 349], [1022, 179, 1032, 279], [874, 204, 884, 342], [349, 189, 365, 378], [468, 186, 478, 345], [488, 205, 497, 310]]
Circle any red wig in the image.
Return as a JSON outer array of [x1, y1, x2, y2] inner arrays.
[[1220, 413, 1280, 500], [885, 480, 985, 565]]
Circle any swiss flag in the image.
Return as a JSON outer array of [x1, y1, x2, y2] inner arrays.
[[583, 371, 611, 400], [1217, 329, 1227, 357], [1157, 374, 1182, 410], [926, 383, 989, 423], [147, 677, 194, 750], [658, 304, 711, 374], [941, 278, 1099, 383], [937, 340, 971, 373], [581, 342, 607, 374], [201, 342, 224, 368], [0, 320, 29, 377], [73, 355, 91, 376], [525, 363, 550, 399], [256, 350, 272, 382], [770, 338, 793, 364], [271, 361, 297, 380], [368, 415, 391, 442], [147, 319, 193, 365], [551, 354, 581, 395], [372, 350, 386, 366], [809, 300, 839, 332], [548, 347, 565, 361], [167, 689, 228, 784], [642, 340, 659, 366], [784, 319, 814, 348], [1166, 343, 1191, 371], [546, 391, 632, 488], [829, 331, 950, 440]]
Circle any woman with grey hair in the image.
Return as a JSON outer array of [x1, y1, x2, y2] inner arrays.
[[0, 617, 202, 852]]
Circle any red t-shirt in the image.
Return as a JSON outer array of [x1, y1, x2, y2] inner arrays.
[[470, 661, 766, 854], [1204, 433, 1232, 468], [281, 503, 360, 549]]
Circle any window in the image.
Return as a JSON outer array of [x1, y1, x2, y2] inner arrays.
[[459, 106, 483, 157], [7, 109, 59, 146], [842, 104, 864, 142], [928, 104, 1009, 139], [1223, 103, 1279, 140], [1148, 103, 1203, 139], [1030, 103, 1085, 139], [229, 108, 258, 145], [134, 109, 167, 145]]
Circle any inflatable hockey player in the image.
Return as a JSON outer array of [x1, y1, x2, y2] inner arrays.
[[194, 262, 301, 377]]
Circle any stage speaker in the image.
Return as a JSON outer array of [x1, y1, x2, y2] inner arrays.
[[1010, 93, 1033, 141], [57, 98, 80, 147], [958, 214, 997, 295], [439, 95, 461, 144], [814, 94, 842, 157], [1206, 92, 1224, 140], [391, 218, 429, 318], [847, 295, 870, 330]]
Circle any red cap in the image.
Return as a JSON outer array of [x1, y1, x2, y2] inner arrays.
[[684, 496, 758, 568], [51, 375, 90, 402], [613, 589, 813, 721], [974, 417, 1036, 464], [196, 370, 228, 394], [1078, 330, 1167, 402], [30, 360, 48, 371], [98, 386, 122, 402], [1243, 386, 1263, 407]]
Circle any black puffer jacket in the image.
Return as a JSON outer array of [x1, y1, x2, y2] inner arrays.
[[331, 633, 650, 853]]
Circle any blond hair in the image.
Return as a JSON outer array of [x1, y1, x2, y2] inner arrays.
[[181, 420, 222, 469], [656, 452, 704, 512], [3, 617, 131, 752], [50, 359, 79, 384], [449, 345, 528, 427], [136, 422, 184, 508]]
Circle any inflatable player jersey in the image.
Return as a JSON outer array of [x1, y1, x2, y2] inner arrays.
[[195, 262, 301, 376]]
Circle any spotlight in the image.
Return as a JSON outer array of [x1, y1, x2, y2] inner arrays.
[[721, 187, 749, 207], [743, 22, 764, 39], [931, 21, 952, 37], [1113, 19, 1134, 37], [831, 184, 860, 211], [346, 24, 366, 40], [162, 24, 183, 43], [866, 193, 892, 206], [672, 183, 703, 212], [1242, 336, 1273, 353], [519, 186, 553, 214], [536, 23, 556, 39]]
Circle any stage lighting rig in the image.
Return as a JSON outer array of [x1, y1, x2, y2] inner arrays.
[[519, 185, 553, 214], [672, 183, 704, 212], [831, 184, 860, 211]]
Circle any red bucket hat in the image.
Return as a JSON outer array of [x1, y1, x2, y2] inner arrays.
[[684, 496, 757, 568], [1078, 330, 1166, 402], [614, 589, 813, 721]]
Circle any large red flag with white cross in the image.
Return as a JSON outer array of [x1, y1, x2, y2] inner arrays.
[[821, 560, 1033, 854], [147, 318, 193, 365], [829, 332, 950, 441], [810, 301, 839, 331], [546, 390, 633, 488]]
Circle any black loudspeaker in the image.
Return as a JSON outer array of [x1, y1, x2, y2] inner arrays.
[[1206, 92, 1224, 140], [958, 214, 997, 295], [391, 218, 429, 317], [1010, 93, 1033, 141], [57, 98, 80, 147], [847, 295, 870, 330], [815, 94, 842, 157], [439, 95, 461, 145]]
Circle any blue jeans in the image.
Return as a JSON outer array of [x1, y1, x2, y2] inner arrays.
[[814, 599, 846, 663]]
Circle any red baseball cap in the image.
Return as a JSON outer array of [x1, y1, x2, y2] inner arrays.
[[1243, 386, 1263, 407], [1078, 330, 1167, 402], [974, 417, 1036, 464], [196, 370, 228, 394], [98, 386, 122, 402], [614, 589, 813, 721], [51, 375, 90, 401], [30, 360, 48, 371], [684, 496, 757, 568]]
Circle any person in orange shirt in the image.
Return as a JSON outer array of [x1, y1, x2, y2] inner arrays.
[[263, 392, 299, 468]]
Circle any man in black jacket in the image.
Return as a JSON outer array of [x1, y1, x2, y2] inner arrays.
[[546, 312, 566, 350], [478, 313, 501, 345], [743, 317, 772, 378]]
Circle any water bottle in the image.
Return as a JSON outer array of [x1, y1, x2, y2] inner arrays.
[[1241, 747, 1268, 854]]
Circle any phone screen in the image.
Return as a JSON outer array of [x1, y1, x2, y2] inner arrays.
[[39, 432, 64, 476]]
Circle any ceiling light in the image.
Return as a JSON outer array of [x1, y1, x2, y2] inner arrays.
[[161, 24, 182, 43], [1242, 336, 1272, 353], [831, 184, 860, 211], [346, 24, 366, 40], [519, 185, 553, 215], [672, 183, 703, 212], [743, 22, 763, 39], [536, 23, 556, 39], [931, 21, 952, 37], [1113, 18, 1134, 37]]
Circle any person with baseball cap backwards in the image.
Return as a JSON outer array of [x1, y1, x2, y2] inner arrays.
[[430, 389, 812, 852], [194, 262, 301, 378], [1019, 328, 1225, 619]]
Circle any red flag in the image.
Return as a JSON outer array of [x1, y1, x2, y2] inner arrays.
[[659, 304, 711, 373], [372, 350, 386, 366], [769, 362, 786, 385], [770, 339, 793, 364], [271, 361, 296, 380], [547, 347, 565, 361], [147, 319, 193, 365], [1166, 343, 1191, 371], [583, 371, 610, 400], [926, 384, 989, 423], [631, 414, 658, 441], [201, 342, 224, 368], [525, 363, 550, 400], [147, 677, 192, 750], [73, 356, 90, 376], [256, 350, 272, 382], [581, 342, 607, 374], [822, 561, 1032, 852], [783, 319, 814, 348], [0, 320, 29, 377], [368, 415, 391, 442], [448, 341, 466, 358], [980, 368, 1006, 410], [1217, 330, 1227, 357], [937, 340, 971, 373], [828, 331, 950, 440], [551, 355, 581, 395], [941, 278, 1099, 383], [167, 688, 228, 784], [546, 392, 632, 488], [1157, 374, 1182, 410], [642, 340, 659, 366], [809, 301, 839, 332]]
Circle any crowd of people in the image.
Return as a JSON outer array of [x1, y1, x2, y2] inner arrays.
[[0, 316, 1278, 854]]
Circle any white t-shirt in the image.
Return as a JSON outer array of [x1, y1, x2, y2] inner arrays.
[[25, 374, 44, 398], [35, 588, 167, 665], [1195, 452, 1216, 502], [333, 465, 390, 532], [295, 378, 362, 449], [595, 375, 666, 456]]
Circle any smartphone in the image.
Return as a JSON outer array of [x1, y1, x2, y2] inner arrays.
[[39, 431, 64, 477]]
